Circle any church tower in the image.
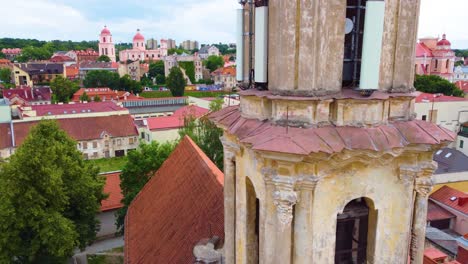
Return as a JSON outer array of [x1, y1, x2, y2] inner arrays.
[[210, 0, 455, 263], [133, 29, 146, 51], [98, 26, 116, 62]]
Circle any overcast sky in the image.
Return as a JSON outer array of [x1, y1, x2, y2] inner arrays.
[[0, 0, 466, 48]]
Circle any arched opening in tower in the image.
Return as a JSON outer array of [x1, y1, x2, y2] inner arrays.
[[334, 198, 377, 264], [246, 177, 260, 264]]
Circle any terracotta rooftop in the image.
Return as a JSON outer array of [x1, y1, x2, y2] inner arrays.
[[430, 186, 468, 215], [146, 105, 209, 130], [211, 66, 236, 77], [100, 172, 124, 212], [125, 136, 224, 264], [19, 102, 125, 117], [415, 92, 467, 103], [427, 200, 455, 221], [424, 247, 447, 261], [416, 42, 433, 57], [2, 87, 52, 103], [209, 106, 455, 156], [0, 115, 138, 149]]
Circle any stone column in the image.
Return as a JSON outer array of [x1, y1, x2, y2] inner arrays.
[[262, 168, 278, 264], [409, 176, 433, 263], [293, 177, 318, 264], [221, 138, 239, 264]]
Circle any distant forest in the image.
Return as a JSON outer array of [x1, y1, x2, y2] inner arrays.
[[454, 49, 468, 58]]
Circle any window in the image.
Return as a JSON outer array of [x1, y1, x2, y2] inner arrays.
[[445, 153, 452, 158], [436, 150, 443, 155], [117, 139, 122, 146], [422, 115, 427, 121], [103, 37, 106, 43], [93, 152, 98, 158], [83, 153, 89, 160], [141, 132, 145, 139], [105, 140, 109, 148], [435, 60, 438, 69], [129, 137, 134, 144], [342, 0, 367, 87], [460, 140, 464, 149], [93, 141, 98, 148], [83, 142, 88, 149]]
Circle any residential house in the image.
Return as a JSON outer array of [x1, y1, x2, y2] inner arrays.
[[50, 55, 76, 66], [415, 34, 456, 82], [432, 148, 468, 193], [76, 49, 99, 63], [199, 45, 220, 60], [0, 115, 139, 159], [211, 66, 236, 91], [2, 86, 52, 106], [141, 105, 208, 142], [71, 88, 140, 103], [429, 186, 468, 235], [163, 53, 203, 83], [1, 48, 21, 60], [53, 51, 77, 61], [414, 92, 468, 133], [78, 61, 118, 80], [17, 101, 129, 121], [65, 64, 79, 80], [13, 63, 65, 86], [118, 60, 141, 81], [454, 66, 468, 82], [125, 136, 224, 263], [98, 171, 123, 238]]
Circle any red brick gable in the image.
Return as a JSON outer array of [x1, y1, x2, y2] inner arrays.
[[125, 136, 224, 264]]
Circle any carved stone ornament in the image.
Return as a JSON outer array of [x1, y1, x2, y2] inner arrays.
[[399, 166, 418, 185], [273, 189, 298, 228], [415, 177, 433, 197]]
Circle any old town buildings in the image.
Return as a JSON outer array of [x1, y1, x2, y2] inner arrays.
[[415, 34, 456, 81], [119, 29, 168, 62]]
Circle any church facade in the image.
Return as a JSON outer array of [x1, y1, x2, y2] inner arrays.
[[118, 29, 168, 62], [210, 0, 455, 263]]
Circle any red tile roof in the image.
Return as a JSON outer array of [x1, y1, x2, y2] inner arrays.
[[427, 200, 455, 221], [2, 87, 52, 104], [455, 81, 468, 92], [211, 66, 236, 77], [125, 136, 224, 264], [146, 105, 209, 130], [66, 65, 79, 78], [416, 42, 433, 57], [431, 186, 468, 215], [415, 92, 467, 103], [0, 115, 138, 149], [209, 106, 455, 156], [20, 102, 125, 116], [100, 172, 124, 212], [424, 247, 447, 261]]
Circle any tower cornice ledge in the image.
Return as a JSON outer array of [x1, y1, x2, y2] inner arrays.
[[209, 105, 455, 158]]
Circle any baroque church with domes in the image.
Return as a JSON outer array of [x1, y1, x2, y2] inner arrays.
[[118, 29, 168, 62]]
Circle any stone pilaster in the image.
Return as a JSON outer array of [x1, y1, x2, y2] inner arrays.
[[221, 137, 239, 264], [264, 171, 298, 264], [409, 164, 435, 264], [293, 177, 319, 264]]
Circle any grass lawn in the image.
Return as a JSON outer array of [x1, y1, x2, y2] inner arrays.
[[141, 90, 227, 98], [86, 157, 128, 173]]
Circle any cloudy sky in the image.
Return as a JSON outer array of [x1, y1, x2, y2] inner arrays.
[[0, 0, 466, 48]]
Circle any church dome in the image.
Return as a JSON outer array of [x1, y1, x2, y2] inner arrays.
[[437, 34, 451, 46], [101, 26, 111, 35], [133, 29, 145, 41]]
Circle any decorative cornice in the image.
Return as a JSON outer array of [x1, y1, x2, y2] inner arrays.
[[399, 165, 418, 185], [221, 136, 240, 160]]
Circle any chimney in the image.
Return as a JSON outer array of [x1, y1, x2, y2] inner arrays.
[[458, 196, 468, 206]]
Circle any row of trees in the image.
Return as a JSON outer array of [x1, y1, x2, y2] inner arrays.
[[414, 75, 464, 97], [83, 70, 143, 95]]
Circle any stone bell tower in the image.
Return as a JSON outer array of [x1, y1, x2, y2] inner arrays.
[[210, 0, 455, 263]]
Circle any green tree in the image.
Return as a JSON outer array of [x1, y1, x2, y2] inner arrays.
[[119, 74, 142, 94], [0, 52, 5, 59], [178, 61, 195, 83], [93, 95, 102, 102], [414, 75, 464, 97], [79, 91, 90, 102], [203, 55, 224, 72], [96, 55, 111, 62], [50, 75, 80, 103], [0, 120, 105, 263], [148, 61, 166, 85], [116, 141, 176, 234], [0, 68, 12, 84], [209, 98, 224, 112], [83, 70, 121, 90], [166, 67, 186, 97], [16, 46, 52, 62], [178, 103, 224, 170]]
